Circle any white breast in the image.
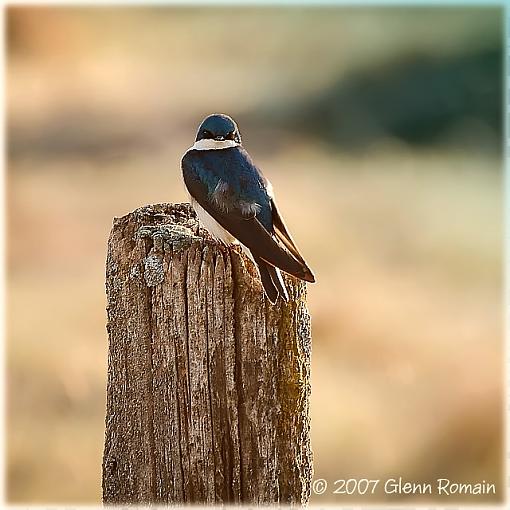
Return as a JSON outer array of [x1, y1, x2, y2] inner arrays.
[[190, 196, 237, 245]]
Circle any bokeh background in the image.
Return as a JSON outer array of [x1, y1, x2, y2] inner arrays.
[[6, 5, 503, 504]]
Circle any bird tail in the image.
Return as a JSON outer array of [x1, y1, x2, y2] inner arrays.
[[211, 207, 315, 283], [253, 255, 289, 304]]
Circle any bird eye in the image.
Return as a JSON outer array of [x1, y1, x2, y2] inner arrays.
[[202, 129, 212, 138], [226, 131, 235, 140]]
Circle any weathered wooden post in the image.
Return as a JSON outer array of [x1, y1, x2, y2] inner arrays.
[[102, 203, 312, 504]]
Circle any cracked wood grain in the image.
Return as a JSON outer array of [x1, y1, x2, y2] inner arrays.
[[102, 202, 312, 505]]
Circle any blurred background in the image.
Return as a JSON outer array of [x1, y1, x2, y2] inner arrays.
[[6, 5, 503, 504]]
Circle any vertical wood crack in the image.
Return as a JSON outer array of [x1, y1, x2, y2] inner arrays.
[[230, 251, 246, 502], [102, 203, 312, 505], [143, 270, 158, 501]]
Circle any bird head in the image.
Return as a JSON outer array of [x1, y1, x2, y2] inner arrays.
[[195, 114, 242, 144]]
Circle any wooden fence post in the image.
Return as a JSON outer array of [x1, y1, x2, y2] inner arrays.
[[102, 203, 313, 505]]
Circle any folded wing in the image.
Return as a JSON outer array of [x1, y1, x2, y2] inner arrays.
[[182, 153, 315, 283]]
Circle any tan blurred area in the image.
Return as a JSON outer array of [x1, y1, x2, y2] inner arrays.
[[6, 6, 503, 504]]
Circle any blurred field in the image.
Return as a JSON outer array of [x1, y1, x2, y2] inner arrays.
[[6, 6, 503, 504]]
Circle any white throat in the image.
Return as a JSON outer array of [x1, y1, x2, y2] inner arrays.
[[190, 139, 239, 151]]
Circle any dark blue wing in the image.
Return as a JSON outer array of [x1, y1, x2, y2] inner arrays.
[[181, 147, 314, 282], [183, 147, 272, 226]]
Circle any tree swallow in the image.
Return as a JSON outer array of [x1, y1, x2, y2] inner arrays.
[[181, 113, 315, 303]]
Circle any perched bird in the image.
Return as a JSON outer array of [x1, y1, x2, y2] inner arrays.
[[181, 113, 315, 303]]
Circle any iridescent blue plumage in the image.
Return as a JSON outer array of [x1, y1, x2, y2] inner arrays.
[[181, 113, 315, 303], [194, 113, 242, 144], [183, 146, 273, 230]]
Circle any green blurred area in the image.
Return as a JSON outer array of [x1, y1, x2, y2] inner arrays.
[[6, 6, 503, 504]]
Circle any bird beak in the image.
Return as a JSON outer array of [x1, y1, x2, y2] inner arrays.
[[214, 135, 225, 141]]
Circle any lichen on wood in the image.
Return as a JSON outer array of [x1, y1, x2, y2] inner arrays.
[[102, 202, 313, 505]]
